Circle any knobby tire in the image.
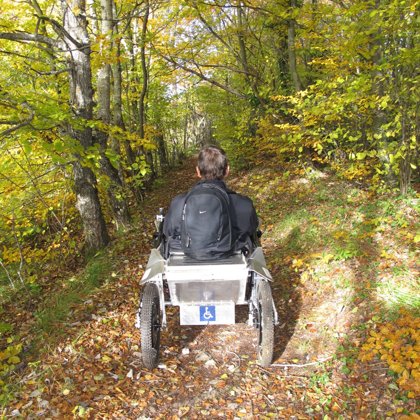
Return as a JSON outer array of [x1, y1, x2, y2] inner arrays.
[[257, 280, 274, 367], [140, 283, 161, 369]]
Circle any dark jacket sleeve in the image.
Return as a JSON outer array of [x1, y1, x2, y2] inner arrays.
[[163, 193, 186, 239], [229, 193, 258, 251]]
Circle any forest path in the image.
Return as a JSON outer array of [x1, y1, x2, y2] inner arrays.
[[5, 157, 417, 418]]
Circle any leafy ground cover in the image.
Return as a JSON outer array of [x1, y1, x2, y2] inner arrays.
[[1, 158, 419, 418]]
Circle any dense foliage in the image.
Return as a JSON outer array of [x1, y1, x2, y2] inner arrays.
[[0, 0, 418, 284]]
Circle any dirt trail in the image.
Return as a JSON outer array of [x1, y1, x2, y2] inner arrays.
[[5, 158, 414, 418]]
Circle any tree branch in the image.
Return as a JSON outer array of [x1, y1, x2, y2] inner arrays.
[[0, 102, 35, 137], [190, 1, 240, 62], [0, 31, 57, 47], [0, 49, 40, 61], [190, 61, 258, 77], [159, 53, 248, 99], [35, 15, 85, 49], [0, 120, 21, 125], [31, 67, 69, 76]]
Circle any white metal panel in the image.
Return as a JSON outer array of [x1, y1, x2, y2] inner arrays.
[[140, 249, 165, 284], [166, 263, 248, 281], [248, 247, 273, 281], [165, 253, 249, 305]]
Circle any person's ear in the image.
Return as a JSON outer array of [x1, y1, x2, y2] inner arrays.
[[225, 165, 230, 177], [196, 166, 201, 178]]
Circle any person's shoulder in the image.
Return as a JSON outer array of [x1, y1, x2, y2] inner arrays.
[[168, 192, 187, 208], [229, 191, 254, 205], [173, 191, 187, 200]]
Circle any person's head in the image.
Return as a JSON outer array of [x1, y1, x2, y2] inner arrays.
[[196, 145, 229, 180]]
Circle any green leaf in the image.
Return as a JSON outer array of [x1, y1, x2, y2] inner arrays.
[[0, 322, 12, 334], [8, 355, 20, 364]]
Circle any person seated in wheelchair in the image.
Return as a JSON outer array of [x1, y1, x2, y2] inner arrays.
[[162, 145, 259, 260]]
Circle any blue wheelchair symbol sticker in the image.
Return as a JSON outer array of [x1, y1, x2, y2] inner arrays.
[[200, 305, 216, 322]]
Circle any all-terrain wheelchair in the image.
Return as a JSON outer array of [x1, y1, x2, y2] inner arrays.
[[136, 209, 279, 369]]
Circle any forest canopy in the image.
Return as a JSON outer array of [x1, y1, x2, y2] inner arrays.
[[0, 0, 418, 283]]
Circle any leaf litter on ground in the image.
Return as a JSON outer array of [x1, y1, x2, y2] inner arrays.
[[1, 157, 419, 417]]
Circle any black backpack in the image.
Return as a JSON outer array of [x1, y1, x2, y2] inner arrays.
[[180, 183, 234, 260]]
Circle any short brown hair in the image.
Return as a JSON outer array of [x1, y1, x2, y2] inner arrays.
[[197, 146, 228, 180]]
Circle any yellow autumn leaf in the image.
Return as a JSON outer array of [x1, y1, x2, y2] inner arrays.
[[101, 355, 112, 363], [402, 369, 410, 380], [389, 363, 404, 374], [7, 356, 20, 365]]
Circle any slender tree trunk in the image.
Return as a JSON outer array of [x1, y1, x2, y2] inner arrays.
[[156, 132, 168, 171], [61, 0, 109, 253], [138, 0, 155, 182], [96, 0, 131, 230], [111, 22, 136, 168], [183, 115, 188, 151], [236, 3, 260, 102], [288, 0, 302, 92], [116, 16, 145, 202], [399, 108, 412, 195], [110, 7, 144, 201], [138, 0, 149, 141]]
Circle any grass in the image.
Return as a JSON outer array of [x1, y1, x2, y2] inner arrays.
[[0, 239, 124, 409], [0, 267, 24, 307], [376, 276, 420, 314], [253, 164, 418, 322], [34, 251, 114, 337]]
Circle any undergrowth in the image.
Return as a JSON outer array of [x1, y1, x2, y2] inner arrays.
[[232, 162, 419, 408], [34, 251, 114, 338], [0, 250, 115, 407]]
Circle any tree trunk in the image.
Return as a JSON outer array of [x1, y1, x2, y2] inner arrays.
[[288, 0, 302, 92], [61, 0, 109, 253], [111, 21, 136, 167], [138, 0, 155, 183], [96, 0, 131, 230], [399, 106, 415, 195], [236, 3, 260, 102], [138, 0, 149, 142], [156, 132, 168, 171], [73, 161, 109, 252], [110, 8, 144, 202]]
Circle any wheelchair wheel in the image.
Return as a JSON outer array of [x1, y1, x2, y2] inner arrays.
[[256, 280, 274, 367], [140, 283, 161, 369]]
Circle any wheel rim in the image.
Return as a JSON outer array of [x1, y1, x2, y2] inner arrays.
[[257, 300, 263, 355], [151, 300, 161, 349]]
